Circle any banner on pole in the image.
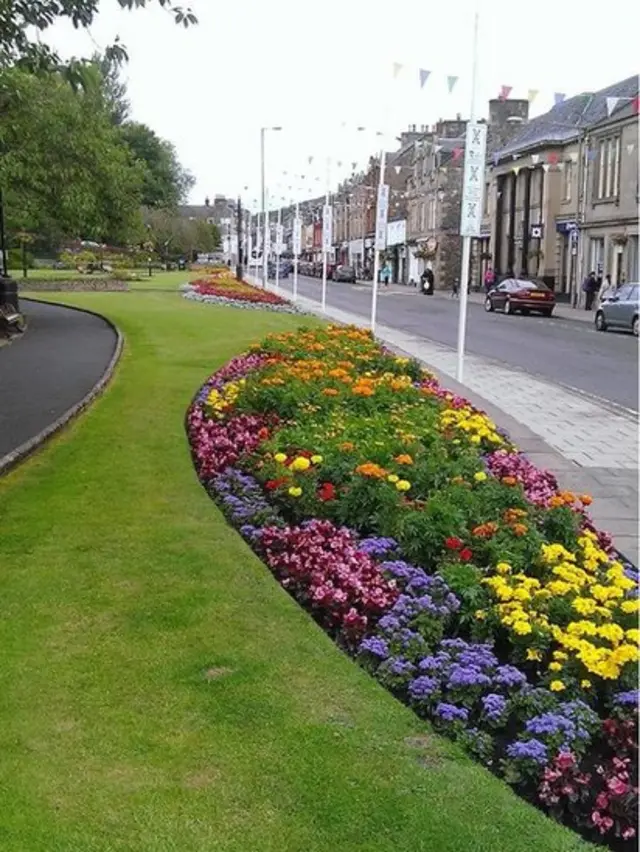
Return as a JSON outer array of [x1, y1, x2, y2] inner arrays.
[[375, 184, 390, 250], [322, 205, 333, 251], [292, 216, 301, 255], [275, 224, 284, 254], [459, 122, 487, 238]]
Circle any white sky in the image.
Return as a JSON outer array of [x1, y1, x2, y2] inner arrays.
[[47, 0, 639, 209]]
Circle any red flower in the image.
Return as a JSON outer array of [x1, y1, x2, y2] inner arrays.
[[265, 477, 287, 491], [257, 427, 270, 441], [459, 547, 473, 562], [318, 482, 336, 502], [445, 536, 463, 550]]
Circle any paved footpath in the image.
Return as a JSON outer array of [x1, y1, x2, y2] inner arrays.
[[248, 275, 639, 564], [0, 299, 117, 465]]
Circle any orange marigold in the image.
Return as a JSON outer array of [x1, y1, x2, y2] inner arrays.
[[355, 462, 388, 478], [512, 523, 529, 537], [322, 388, 339, 396], [579, 494, 593, 506]]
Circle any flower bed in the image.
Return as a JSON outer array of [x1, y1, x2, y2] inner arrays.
[[181, 270, 298, 313], [186, 325, 638, 849]]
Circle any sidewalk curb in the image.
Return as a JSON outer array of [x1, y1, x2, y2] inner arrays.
[[0, 298, 123, 478]]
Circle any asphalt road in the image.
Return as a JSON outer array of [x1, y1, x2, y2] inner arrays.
[[272, 274, 639, 413], [0, 300, 117, 461]]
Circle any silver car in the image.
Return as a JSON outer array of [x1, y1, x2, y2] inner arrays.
[[595, 283, 639, 336]]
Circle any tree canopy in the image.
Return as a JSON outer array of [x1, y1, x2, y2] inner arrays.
[[144, 208, 221, 260], [0, 68, 145, 245], [121, 122, 194, 208], [0, 1, 197, 71]]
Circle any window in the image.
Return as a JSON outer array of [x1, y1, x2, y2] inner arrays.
[[563, 162, 573, 201], [590, 237, 605, 274], [595, 137, 621, 199]]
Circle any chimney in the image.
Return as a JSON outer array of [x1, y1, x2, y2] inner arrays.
[[205, 196, 210, 207], [488, 98, 530, 127]]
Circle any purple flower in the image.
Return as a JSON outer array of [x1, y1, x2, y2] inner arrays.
[[447, 664, 492, 689], [358, 537, 398, 559], [389, 658, 416, 676], [360, 636, 390, 659], [614, 689, 640, 708], [494, 665, 527, 690], [481, 693, 507, 721], [506, 739, 548, 765], [434, 702, 469, 723], [409, 676, 438, 701]]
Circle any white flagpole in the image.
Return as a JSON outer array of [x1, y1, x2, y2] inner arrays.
[[371, 147, 387, 333], [321, 156, 332, 313], [293, 198, 300, 302], [275, 205, 282, 290], [456, 5, 481, 383]]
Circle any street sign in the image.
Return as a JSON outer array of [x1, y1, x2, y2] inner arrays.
[[292, 216, 301, 255], [459, 122, 487, 237], [322, 204, 333, 251], [375, 184, 390, 250]]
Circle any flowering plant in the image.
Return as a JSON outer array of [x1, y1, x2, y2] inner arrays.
[[186, 324, 638, 848]]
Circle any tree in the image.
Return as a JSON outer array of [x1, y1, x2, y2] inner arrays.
[[92, 51, 130, 125], [144, 208, 221, 261], [120, 122, 195, 208], [0, 68, 145, 245], [0, 1, 197, 72]]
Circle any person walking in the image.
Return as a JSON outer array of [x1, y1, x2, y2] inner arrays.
[[582, 271, 599, 310], [381, 262, 392, 288], [451, 277, 459, 298], [484, 266, 496, 293]]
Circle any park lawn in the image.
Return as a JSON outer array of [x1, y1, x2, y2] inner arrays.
[[0, 292, 593, 852]]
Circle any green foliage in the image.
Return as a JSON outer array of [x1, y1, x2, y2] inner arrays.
[[144, 207, 221, 259], [121, 122, 194, 208], [0, 68, 145, 244]]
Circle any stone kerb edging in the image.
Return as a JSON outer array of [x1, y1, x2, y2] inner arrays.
[[18, 280, 129, 292], [0, 299, 124, 477]]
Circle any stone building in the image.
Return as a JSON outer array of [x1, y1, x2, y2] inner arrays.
[[485, 75, 638, 301]]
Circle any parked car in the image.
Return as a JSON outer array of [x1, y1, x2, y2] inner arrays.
[[334, 264, 357, 283], [484, 278, 555, 317], [595, 283, 639, 336]]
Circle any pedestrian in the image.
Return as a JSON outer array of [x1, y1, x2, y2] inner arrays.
[[451, 277, 459, 298], [600, 273, 614, 302], [582, 271, 599, 311], [381, 262, 391, 287], [425, 266, 435, 295], [484, 266, 495, 293]]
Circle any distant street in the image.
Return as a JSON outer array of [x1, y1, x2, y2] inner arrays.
[[269, 274, 639, 413]]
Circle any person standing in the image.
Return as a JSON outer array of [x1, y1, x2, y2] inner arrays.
[[451, 277, 459, 298], [381, 262, 392, 287], [484, 266, 495, 293], [582, 271, 599, 310]]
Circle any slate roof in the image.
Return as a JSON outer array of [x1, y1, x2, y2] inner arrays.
[[494, 75, 638, 161]]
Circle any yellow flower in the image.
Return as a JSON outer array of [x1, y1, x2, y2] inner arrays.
[[475, 609, 487, 620], [550, 680, 566, 692], [387, 474, 399, 483], [597, 623, 625, 645], [290, 457, 311, 472], [626, 629, 639, 644], [395, 479, 411, 492], [526, 649, 542, 661], [496, 562, 512, 575], [620, 600, 640, 614], [571, 597, 597, 616], [288, 486, 302, 498], [513, 620, 532, 636], [552, 651, 568, 661], [581, 680, 592, 689], [310, 454, 323, 464], [274, 452, 287, 463], [474, 471, 487, 482], [470, 435, 481, 445], [548, 662, 563, 672]]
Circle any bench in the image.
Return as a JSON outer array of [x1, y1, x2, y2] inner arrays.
[[0, 303, 26, 334]]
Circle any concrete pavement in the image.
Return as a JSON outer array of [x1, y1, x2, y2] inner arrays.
[[0, 299, 118, 466], [248, 273, 638, 564]]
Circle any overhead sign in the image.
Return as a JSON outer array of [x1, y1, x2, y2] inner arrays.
[[292, 216, 301, 255], [375, 184, 390, 250], [459, 122, 487, 238], [322, 204, 333, 251]]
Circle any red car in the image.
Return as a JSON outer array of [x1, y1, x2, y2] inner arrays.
[[484, 278, 555, 317]]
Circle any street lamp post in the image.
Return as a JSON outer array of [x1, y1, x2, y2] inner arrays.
[[260, 126, 282, 288], [236, 196, 243, 281]]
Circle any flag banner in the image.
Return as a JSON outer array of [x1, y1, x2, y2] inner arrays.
[[322, 205, 333, 251], [542, 164, 551, 172], [460, 122, 487, 238], [447, 75, 458, 93], [627, 143, 636, 155], [419, 68, 431, 88], [308, 156, 314, 164], [547, 152, 560, 165], [513, 166, 521, 176], [292, 217, 301, 255], [375, 184, 390, 250], [527, 89, 539, 103], [499, 85, 513, 100], [531, 154, 540, 165], [493, 153, 500, 166], [394, 165, 402, 174], [453, 148, 463, 161], [569, 152, 579, 163]]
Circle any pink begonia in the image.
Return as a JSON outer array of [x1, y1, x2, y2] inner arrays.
[[258, 520, 399, 637], [187, 408, 268, 479]]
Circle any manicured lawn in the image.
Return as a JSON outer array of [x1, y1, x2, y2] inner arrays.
[[0, 292, 592, 852]]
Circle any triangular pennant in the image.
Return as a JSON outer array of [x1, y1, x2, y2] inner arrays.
[[554, 92, 566, 106], [308, 156, 314, 164], [531, 154, 540, 165], [336, 160, 342, 167], [351, 161, 358, 170], [542, 164, 550, 173], [452, 148, 463, 161], [446, 75, 458, 93], [569, 152, 579, 164], [394, 165, 402, 174], [513, 166, 520, 176], [393, 62, 403, 79], [547, 152, 560, 165], [499, 85, 513, 100], [527, 89, 539, 103], [419, 69, 431, 88], [606, 96, 619, 117], [626, 143, 635, 155], [434, 145, 443, 153]]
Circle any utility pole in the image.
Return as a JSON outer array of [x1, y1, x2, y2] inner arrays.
[[236, 196, 243, 280]]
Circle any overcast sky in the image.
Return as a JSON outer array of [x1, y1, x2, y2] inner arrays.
[[47, 0, 639, 210]]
